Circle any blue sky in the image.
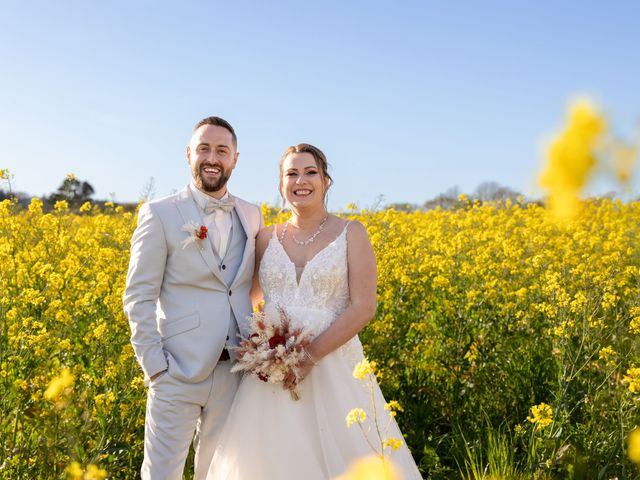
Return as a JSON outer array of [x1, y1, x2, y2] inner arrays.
[[1, 1, 639, 208]]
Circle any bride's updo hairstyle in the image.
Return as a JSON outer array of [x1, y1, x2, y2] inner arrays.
[[279, 144, 334, 206]]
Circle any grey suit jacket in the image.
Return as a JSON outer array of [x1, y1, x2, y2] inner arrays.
[[123, 187, 263, 383]]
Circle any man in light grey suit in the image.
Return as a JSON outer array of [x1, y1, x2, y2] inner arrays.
[[123, 116, 263, 479]]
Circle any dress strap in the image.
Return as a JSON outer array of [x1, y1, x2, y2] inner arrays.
[[339, 220, 352, 238]]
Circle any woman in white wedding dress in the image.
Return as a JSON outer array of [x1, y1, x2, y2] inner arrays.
[[207, 144, 422, 479]]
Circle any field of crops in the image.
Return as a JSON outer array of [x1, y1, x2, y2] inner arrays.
[[1, 197, 639, 479]]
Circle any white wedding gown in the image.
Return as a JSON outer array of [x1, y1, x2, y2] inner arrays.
[[207, 224, 422, 479]]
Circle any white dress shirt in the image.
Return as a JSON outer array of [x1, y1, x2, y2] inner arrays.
[[189, 183, 233, 258]]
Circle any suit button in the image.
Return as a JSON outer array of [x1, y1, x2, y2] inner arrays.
[[228, 290, 232, 296], [221, 264, 226, 270], [226, 335, 229, 341]]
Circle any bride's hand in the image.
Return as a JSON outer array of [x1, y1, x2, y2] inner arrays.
[[283, 358, 314, 390]]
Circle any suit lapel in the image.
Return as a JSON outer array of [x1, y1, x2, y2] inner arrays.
[[175, 188, 226, 285], [230, 196, 254, 287]]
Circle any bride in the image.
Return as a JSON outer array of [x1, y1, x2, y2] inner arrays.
[[206, 144, 422, 479]]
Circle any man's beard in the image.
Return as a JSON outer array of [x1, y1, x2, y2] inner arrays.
[[194, 164, 231, 193]]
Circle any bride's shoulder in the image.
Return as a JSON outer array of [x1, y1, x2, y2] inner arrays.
[[331, 216, 366, 235], [340, 218, 371, 247]]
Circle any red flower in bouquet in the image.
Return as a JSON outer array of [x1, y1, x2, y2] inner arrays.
[[268, 334, 286, 350]]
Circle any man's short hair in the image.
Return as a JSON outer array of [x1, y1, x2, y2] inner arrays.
[[193, 116, 237, 148]]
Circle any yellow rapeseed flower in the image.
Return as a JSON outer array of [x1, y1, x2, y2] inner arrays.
[[54, 200, 69, 212], [463, 341, 479, 363], [84, 464, 108, 480], [630, 307, 640, 335], [66, 461, 83, 480], [383, 437, 403, 450], [333, 455, 400, 480], [44, 367, 74, 401], [384, 400, 403, 418], [598, 346, 616, 365], [623, 367, 640, 393], [527, 402, 553, 429], [346, 408, 367, 427], [353, 358, 376, 380]]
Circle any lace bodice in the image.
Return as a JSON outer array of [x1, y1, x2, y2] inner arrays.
[[259, 223, 351, 335]]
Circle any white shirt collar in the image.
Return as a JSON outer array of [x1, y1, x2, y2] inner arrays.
[[189, 182, 230, 213]]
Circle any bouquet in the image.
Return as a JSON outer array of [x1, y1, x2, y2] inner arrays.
[[231, 306, 314, 400]]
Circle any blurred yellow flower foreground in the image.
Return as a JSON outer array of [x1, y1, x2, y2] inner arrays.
[[628, 428, 640, 464], [539, 98, 606, 220], [334, 455, 401, 480], [44, 367, 74, 401]]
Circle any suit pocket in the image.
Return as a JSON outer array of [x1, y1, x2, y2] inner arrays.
[[158, 313, 200, 340]]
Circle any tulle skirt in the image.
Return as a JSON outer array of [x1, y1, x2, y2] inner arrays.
[[206, 336, 422, 479]]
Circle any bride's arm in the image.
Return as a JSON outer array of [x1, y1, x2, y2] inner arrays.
[[250, 225, 274, 310], [308, 220, 377, 360]]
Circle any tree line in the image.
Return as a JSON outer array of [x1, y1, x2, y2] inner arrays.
[[0, 174, 138, 211]]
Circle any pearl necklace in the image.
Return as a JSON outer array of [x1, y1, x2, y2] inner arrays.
[[281, 215, 329, 246]]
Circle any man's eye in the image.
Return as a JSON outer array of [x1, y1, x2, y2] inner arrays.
[[286, 172, 297, 176]]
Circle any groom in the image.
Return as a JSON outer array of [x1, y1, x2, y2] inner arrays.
[[123, 116, 262, 479]]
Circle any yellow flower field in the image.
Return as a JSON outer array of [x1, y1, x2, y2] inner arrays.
[[1, 197, 639, 478]]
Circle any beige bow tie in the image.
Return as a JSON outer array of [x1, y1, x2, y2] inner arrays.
[[204, 198, 235, 214]]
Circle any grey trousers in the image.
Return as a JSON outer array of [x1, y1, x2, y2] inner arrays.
[[141, 362, 239, 480]]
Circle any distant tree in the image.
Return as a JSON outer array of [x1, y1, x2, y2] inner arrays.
[[48, 174, 95, 206], [423, 186, 464, 210], [0, 189, 30, 205], [139, 177, 157, 202], [386, 202, 418, 212], [473, 181, 520, 203]]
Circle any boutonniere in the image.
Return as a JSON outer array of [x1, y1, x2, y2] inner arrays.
[[181, 222, 208, 249]]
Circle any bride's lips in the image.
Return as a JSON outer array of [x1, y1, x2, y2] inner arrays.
[[293, 189, 312, 197]]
